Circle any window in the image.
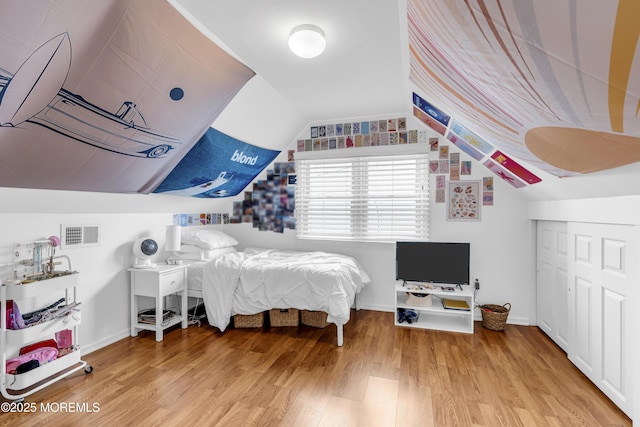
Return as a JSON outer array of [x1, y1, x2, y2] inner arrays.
[[295, 147, 429, 242]]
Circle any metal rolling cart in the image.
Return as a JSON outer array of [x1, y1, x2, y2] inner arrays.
[[1, 239, 92, 401]]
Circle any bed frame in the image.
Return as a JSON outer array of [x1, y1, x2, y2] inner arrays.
[[187, 289, 359, 346]]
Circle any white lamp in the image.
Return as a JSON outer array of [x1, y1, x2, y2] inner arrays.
[[288, 24, 326, 59], [165, 225, 182, 265]]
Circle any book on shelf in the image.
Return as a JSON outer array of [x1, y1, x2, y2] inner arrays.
[[442, 298, 470, 311], [138, 309, 174, 324]]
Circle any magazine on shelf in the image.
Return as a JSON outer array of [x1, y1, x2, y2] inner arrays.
[[441, 298, 470, 311]]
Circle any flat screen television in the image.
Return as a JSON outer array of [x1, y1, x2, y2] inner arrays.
[[396, 241, 470, 285]]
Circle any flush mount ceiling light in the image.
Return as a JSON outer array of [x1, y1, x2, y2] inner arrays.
[[288, 24, 326, 59]]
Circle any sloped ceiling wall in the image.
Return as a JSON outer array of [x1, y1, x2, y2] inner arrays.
[[407, 0, 640, 179], [0, 0, 255, 195], [2, 0, 640, 202]]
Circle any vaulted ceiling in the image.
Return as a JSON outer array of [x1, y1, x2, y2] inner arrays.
[[2, 0, 639, 201], [176, 0, 640, 201]]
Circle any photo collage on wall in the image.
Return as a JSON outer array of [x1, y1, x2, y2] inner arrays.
[[172, 213, 230, 226], [428, 136, 493, 209], [230, 161, 296, 233], [413, 91, 542, 189], [297, 117, 430, 152]]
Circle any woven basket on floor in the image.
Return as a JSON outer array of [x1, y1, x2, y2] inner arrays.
[[269, 308, 299, 327], [234, 312, 264, 328], [480, 303, 511, 331], [300, 310, 329, 328]]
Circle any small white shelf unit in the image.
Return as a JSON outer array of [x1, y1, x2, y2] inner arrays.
[[129, 264, 188, 342], [395, 280, 475, 334], [1, 272, 92, 401]]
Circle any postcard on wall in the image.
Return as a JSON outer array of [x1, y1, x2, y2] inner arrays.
[[321, 138, 329, 150], [408, 129, 418, 144], [305, 139, 312, 151], [379, 133, 389, 145], [326, 124, 335, 137], [439, 159, 449, 173], [288, 149, 295, 161], [429, 161, 439, 174], [371, 133, 380, 146], [338, 136, 346, 149], [313, 139, 322, 151], [418, 131, 428, 144], [483, 159, 526, 188], [336, 123, 343, 136], [354, 134, 363, 147], [450, 152, 460, 166], [329, 138, 337, 149], [389, 132, 398, 145], [436, 189, 445, 203], [346, 135, 354, 147], [352, 122, 361, 134], [436, 174, 446, 189], [413, 106, 448, 136], [296, 140, 304, 152], [361, 121, 370, 135], [483, 192, 494, 206], [447, 131, 485, 161], [379, 119, 387, 132], [461, 161, 472, 175], [311, 126, 318, 138], [483, 177, 494, 191], [439, 146, 449, 159], [370, 120, 379, 133], [363, 134, 371, 146], [343, 123, 352, 135], [447, 180, 481, 221], [318, 126, 327, 137], [450, 167, 460, 181], [399, 132, 408, 144], [398, 117, 407, 131], [429, 137, 439, 151], [387, 118, 397, 132]]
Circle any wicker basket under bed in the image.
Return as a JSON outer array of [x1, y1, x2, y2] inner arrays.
[[480, 303, 511, 331], [234, 312, 265, 328], [300, 310, 329, 328], [269, 308, 300, 327]]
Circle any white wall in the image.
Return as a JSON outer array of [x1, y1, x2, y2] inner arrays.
[[223, 115, 534, 326], [0, 190, 233, 354], [0, 113, 536, 358]]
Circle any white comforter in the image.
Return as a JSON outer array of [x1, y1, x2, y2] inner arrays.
[[202, 247, 370, 332]]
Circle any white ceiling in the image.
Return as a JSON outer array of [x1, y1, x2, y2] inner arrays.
[[173, 0, 410, 123]]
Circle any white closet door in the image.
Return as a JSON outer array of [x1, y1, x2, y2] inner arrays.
[[567, 222, 635, 417], [536, 221, 568, 351]]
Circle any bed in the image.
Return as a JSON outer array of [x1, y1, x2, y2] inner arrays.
[[176, 230, 369, 346]]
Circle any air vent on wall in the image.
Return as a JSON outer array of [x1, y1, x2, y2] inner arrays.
[[60, 224, 101, 248]]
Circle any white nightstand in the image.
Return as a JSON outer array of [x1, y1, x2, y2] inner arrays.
[[129, 264, 188, 341]]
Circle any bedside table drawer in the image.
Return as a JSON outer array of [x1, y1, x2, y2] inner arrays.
[[159, 270, 184, 295]]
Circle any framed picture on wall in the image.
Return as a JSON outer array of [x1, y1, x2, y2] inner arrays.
[[447, 180, 481, 221]]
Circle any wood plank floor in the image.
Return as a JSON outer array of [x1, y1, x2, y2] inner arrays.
[[1, 310, 631, 426]]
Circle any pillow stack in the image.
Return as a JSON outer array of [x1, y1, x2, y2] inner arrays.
[[175, 229, 238, 261]]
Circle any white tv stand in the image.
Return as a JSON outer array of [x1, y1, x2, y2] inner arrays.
[[394, 280, 474, 334]]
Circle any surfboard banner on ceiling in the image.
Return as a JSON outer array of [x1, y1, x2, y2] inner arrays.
[[0, 0, 254, 194], [153, 127, 280, 198]]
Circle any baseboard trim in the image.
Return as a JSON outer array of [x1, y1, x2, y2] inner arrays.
[[82, 328, 130, 355]]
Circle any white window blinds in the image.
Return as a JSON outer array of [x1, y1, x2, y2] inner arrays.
[[295, 151, 429, 242]]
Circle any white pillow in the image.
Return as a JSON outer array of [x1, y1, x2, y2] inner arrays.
[[175, 244, 237, 261], [181, 229, 239, 250]]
